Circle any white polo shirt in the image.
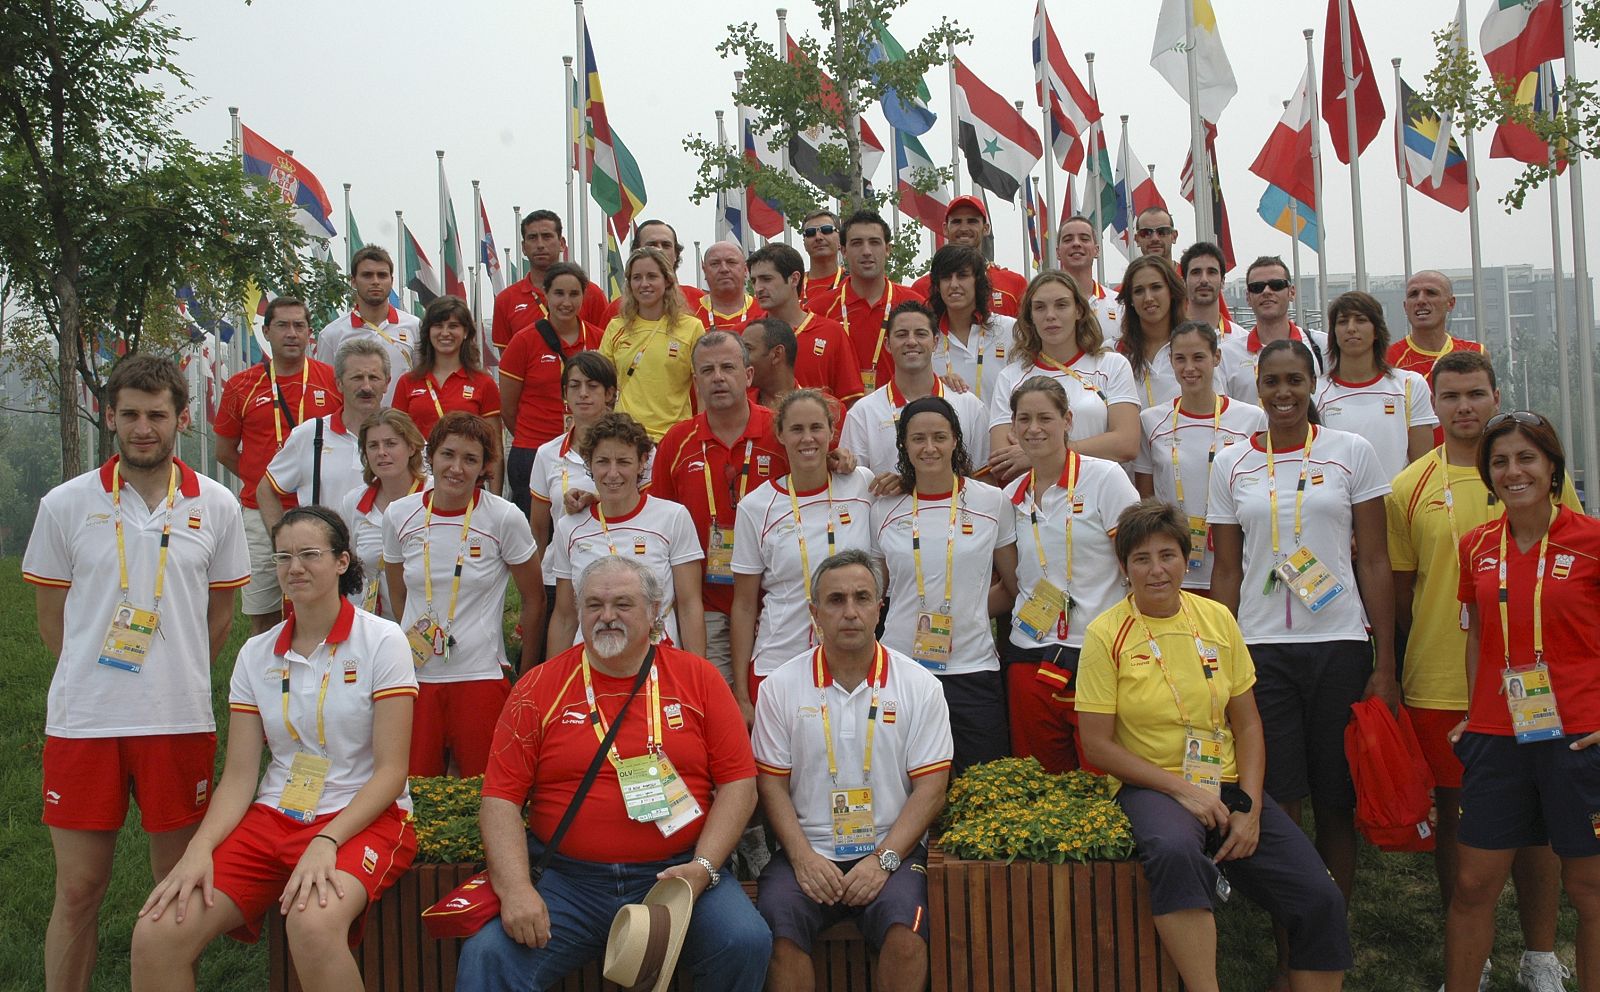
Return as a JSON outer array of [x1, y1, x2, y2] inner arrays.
[[229, 600, 418, 816], [546, 494, 703, 646], [381, 489, 537, 682], [264, 411, 364, 509], [315, 307, 419, 405], [1132, 398, 1268, 588], [338, 479, 424, 620], [988, 350, 1140, 444], [1223, 327, 1330, 404], [1129, 344, 1235, 410], [1207, 426, 1390, 644], [731, 468, 877, 676], [751, 643, 953, 860], [870, 478, 1016, 675], [933, 313, 1018, 405], [1314, 370, 1437, 480], [841, 381, 990, 476], [528, 430, 658, 584], [22, 458, 250, 738], [1086, 282, 1123, 341], [1005, 453, 1140, 650]]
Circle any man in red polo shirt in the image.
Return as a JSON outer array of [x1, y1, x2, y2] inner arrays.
[[492, 210, 610, 350], [800, 209, 845, 307], [652, 332, 789, 685], [601, 219, 706, 323], [215, 296, 340, 634], [910, 196, 1027, 317], [697, 241, 766, 330], [806, 209, 921, 393], [750, 243, 865, 406]]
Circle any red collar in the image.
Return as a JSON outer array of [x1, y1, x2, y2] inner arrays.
[[690, 405, 771, 448], [330, 410, 348, 435], [351, 306, 401, 327], [1246, 324, 1305, 354], [99, 456, 201, 498], [1330, 371, 1384, 388], [422, 488, 481, 516], [1249, 425, 1317, 453], [590, 493, 649, 524], [274, 598, 357, 656], [1177, 397, 1230, 418], [887, 376, 942, 407], [1036, 349, 1085, 371], [811, 642, 889, 689], [1010, 452, 1081, 505]]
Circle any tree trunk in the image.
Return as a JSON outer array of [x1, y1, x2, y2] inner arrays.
[[55, 271, 82, 479], [829, 0, 864, 214]]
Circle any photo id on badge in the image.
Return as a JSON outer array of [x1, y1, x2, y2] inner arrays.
[[278, 752, 331, 823], [1186, 517, 1208, 571], [98, 601, 159, 673], [617, 754, 672, 822], [1181, 735, 1224, 794], [1505, 663, 1565, 744], [830, 787, 877, 858], [653, 753, 704, 837], [1015, 579, 1068, 642], [706, 525, 735, 585], [912, 611, 953, 671], [1274, 546, 1345, 613], [406, 613, 446, 668]]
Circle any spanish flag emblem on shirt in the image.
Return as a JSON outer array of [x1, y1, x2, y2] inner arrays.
[[882, 702, 897, 724], [634, 540, 648, 555], [838, 510, 852, 525], [960, 519, 974, 535], [664, 702, 684, 730], [469, 545, 483, 558], [187, 510, 203, 530], [813, 338, 827, 356], [343, 659, 359, 684]]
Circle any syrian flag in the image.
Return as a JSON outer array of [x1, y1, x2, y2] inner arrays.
[[953, 58, 1043, 201], [1248, 64, 1318, 209], [742, 109, 787, 239], [1480, 0, 1563, 84], [1033, 1, 1100, 172], [402, 224, 441, 315], [896, 130, 948, 242], [786, 35, 887, 193], [239, 124, 336, 240]]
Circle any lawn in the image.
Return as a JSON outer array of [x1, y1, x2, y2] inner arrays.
[[0, 557, 1579, 990]]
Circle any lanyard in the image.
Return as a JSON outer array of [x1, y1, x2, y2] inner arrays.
[[701, 439, 755, 527], [424, 372, 448, 419], [1035, 353, 1108, 406], [580, 650, 661, 765], [818, 643, 887, 783], [1026, 453, 1079, 588], [940, 315, 989, 396], [264, 361, 310, 446], [624, 320, 670, 377], [1497, 505, 1557, 670], [355, 312, 400, 348], [912, 476, 961, 613], [788, 475, 836, 606], [1127, 596, 1223, 737], [1437, 447, 1464, 550], [111, 461, 179, 610], [595, 501, 623, 556], [421, 491, 476, 631], [280, 647, 334, 750], [1170, 398, 1224, 518], [1265, 427, 1315, 557], [887, 375, 943, 411], [704, 295, 754, 328], [839, 282, 894, 375]]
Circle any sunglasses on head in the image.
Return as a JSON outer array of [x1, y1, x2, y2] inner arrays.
[[802, 224, 837, 238], [1247, 278, 1292, 293], [1136, 226, 1176, 238], [1485, 411, 1548, 431]]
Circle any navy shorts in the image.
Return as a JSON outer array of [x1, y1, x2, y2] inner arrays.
[[1456, 731, 1600, 859], [1250, 640, 1371, 810], [755, 845, 930, 954], [934, 669, 1010, 778]]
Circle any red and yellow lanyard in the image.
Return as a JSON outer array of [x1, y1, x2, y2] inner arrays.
[[818, 643, 887, 783], [262, 361, 310, 446], [839, 282, 895, 378], [111, 461, 179, 611], [421, 491, 476, 634], [911, 477, 961, 614], [788, 475, 836, 605], [581, 650, 661, 766], [1497, 505, 1557, 670], [1026, 453, 1079, 592], [701, 439, 755, 528], [1265, 427, 1315, 558], [1170, 397, 1224, 520], [1127, 595, 1223, 738], [280, 644, 333, 749]]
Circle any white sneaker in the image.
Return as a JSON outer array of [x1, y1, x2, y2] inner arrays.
[[1517, 951, 1572, 992], [1436, 959, 1492, 992]]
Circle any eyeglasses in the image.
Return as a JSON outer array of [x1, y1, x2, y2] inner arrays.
[[1135, 226, 1176, 238], [1485, 411, 1548, 431], [802, 225, 837, 238], [270, 548, 333, 567], [1247, 278, 1292, 294]]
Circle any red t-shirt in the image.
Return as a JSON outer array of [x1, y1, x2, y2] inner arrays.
[[911, 262, 1027, 318], [214, 360, 341, 508], [804, 279, 922, 391], [482, 643, 756, 863], [601, 285, 705, 325], [392, 367, 502, 441], [1458, 507, 1600, 736], [651, 405, 789, 614], [792, 313, 866, 405], [491, 276, 610, 351], [498, 320, 604, 450], [693, 295, 766, 331]]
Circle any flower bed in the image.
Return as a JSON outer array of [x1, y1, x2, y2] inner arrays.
[[939, 758, 1136, 863]]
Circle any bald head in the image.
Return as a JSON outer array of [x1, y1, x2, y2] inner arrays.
[[1404, 269, 1456, 336], [703, 241, 749, 302]]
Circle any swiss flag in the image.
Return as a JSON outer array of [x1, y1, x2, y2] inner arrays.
[[1321, 0, 1386, 164]]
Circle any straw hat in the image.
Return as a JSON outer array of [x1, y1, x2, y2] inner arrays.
[[602, 877, 695, 992]]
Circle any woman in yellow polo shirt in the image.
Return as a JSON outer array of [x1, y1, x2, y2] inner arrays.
[[1076, 499, 1351, 992], [600, 247, 705, 440]]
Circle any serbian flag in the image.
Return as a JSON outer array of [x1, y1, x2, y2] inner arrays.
[[1249, 64, 1318, 209], [1480, 0, 1563, 84], [1321, 0, 1386, 163], [953, 58, 1043, 201], [1492, 63, 1567, 171], [1397, 77, 1470, 212], [896, 130, 948, 243], [1033, 1, 1100, 173], [240, 125, 336, 239], [742, 109, 786, 239], [479, 198, 505, 295]]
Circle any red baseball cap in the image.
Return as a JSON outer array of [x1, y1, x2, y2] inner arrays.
[[945, 195, 988, 222]]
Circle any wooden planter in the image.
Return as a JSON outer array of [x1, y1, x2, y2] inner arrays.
[[926, 852, 1182, 992]]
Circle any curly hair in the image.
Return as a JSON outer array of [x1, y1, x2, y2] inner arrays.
[[1013, 270, 1104, 365], [894, 395, 972, 494], [928, 244, 991, 324], [577, 411, 655, 468], [427, 411, 499, 480]]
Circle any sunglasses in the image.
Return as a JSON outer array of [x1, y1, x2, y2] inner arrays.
[[1247, 278, 1292, 293], [1485, 411, 1549, 431], [802, 225, 838, 238], [1136, 226, 1176, 238]]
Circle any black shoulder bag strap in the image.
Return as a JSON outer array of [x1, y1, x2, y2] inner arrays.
[[533, 318, 565, 362], [311, 416, 325, 506], [529, 644, 656, 883]]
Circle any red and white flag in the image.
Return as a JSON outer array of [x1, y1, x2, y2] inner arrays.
[[1480, 0, 1563, 84], [1249, 64, 1318, 209], [1321, 0, 1386, 163], [1033, 1, 1100, 173]]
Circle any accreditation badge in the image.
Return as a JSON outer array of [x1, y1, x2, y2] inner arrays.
[[360, 578, 381, 615], [278, 752, 332, 823], [861, 369, 877, 392], [653, 752, 705, 837], [406, 613, 448, 668], [98, 601, 159, 673], [912, 611, 954, 671], [705, 524, 735, 585], [1187, 517, 1209, 571], [616, 754, 671, 823], [1181, 735, 1224, 794], [1505, 663, 1565, 744], [829, 787, 877, 858], [1274, 545, 1345, 614], [1015, 578, 1068, 642]]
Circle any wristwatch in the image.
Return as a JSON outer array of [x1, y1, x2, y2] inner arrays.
[[877, 849, 902, 873], [693, 856, 722, 889]]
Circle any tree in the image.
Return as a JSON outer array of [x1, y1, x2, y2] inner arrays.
[[0, 0, 342, 478], [681, 0, 969, 280], [1425, 0, 1599, 210]]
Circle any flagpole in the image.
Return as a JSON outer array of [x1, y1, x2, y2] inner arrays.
[[471, 179, 483, 319], [1281, 96, 1305, 329], [947, 41, 962, 198], [1118, 115, 1133, 260], [511, 205, 522, 276], [563, 55, 576, 256], [1034, 38, 1055, 263], [694, 240, 704, 291], [1303, 29, 1328, 329], [1389, 59, 1414, 284], [716, 108, 730, 246], [1336, 0, 1368, 291], [1546, 93, 1575, 453], [342, 183, 353, 273], [1085, 52, 1104, 285], [504, 248, 515, 288], [890, 128, 903, 240], [436, 150, 448, 302], [395, 209, 405, 313], [1014, 100, 1032, 272], [1182, 0, 1214, 244], [228, 106, 245, 412], [1562, 0, 1598, 513], [776, 8, 793, 245], [575, 0, 592, 275]]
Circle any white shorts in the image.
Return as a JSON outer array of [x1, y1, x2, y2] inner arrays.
[[241, 507, 283, 616]]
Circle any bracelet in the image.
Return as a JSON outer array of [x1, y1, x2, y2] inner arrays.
[[313, 833, 340, 848]]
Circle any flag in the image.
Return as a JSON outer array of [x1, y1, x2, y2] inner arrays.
[[1062, 170, 1078, 223], [1480, 0, 1563, 84], [786, 35, 886, 192], [604, 224, 626, 300], [868, 19, 936, 135], [402, 224, 440, 316], [1085, 119, 1118, 230], [1257, 184, 1320, 251], [346, 211, 365, 256], [1150, 0, 1238, 123], [1180, 122, 1236, 270], [239, 124, 336, 239], [1492, 62, 1567, 170], [895, 131, 948, 242], [742, 109, 787, 239], [438, 165, 469, 300], [1112, 125, 1164, 253], [1397, 77, 1470, 212], [1321, 0, 1386, 163], [479, 197, 505, 295], [580, 22, 648, 231], [1024, 178, 1043, 269], [1248, 64, 1318, 209], [952, 58, 1043, 201], [716, 171, 748, 250], [1033, 1, 1101, 172]]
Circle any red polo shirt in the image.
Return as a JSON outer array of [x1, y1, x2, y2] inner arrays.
[[804, 278, 922, 391], [498, 320, 604, 450], [802, 269, 845, 309], [791, 313, 866, 405], [600, 285, 706, 325], [911, 261, 1027, 318], [651, 404, 788, 614], [491, 276, 611, 350], [694, 295, 766, 331], [392, 367, 502, 441], [214, 360, 341, 508]]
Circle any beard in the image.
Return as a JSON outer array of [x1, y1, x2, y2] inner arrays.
[[120, 436, 175, 470], [588, 625, 632, 660]]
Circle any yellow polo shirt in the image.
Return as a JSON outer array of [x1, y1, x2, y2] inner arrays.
[[600, 313, 705, 440]]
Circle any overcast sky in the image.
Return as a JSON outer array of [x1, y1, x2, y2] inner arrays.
[[158, 0, 1598, 292]]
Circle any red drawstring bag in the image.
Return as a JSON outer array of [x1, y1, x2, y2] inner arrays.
[[422, 869, 499, 939], [1344, 698, 1437, 852]]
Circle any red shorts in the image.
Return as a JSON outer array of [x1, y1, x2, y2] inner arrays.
[[42, 733, 216, 832], [1006, 662, 1100, 775], [1409, 706, 1466, 790], [409, 678, 511, 777], [210, 802, 416, 944]]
